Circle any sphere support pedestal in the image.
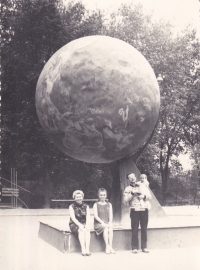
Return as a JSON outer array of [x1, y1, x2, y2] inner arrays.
[[110, 158, 167, 225]]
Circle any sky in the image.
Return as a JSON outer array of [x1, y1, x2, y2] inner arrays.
[[71, 0, 200, 36], [178, 153, 193, 171]]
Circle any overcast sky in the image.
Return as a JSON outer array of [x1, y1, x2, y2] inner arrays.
[[65, 0, 199, 36]]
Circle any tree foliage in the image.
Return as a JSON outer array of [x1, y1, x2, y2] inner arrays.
[[1, 0, 199, 207], [1, 0, 107, 208], [105, 3, 199, 204]]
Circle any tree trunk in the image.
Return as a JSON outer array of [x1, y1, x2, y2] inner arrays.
[[160, 145, 171, 205], [161, 180, 166, 205], [193, 190, 197, 205], [161, 170, 169, 205], [44, 168, 51, 208]]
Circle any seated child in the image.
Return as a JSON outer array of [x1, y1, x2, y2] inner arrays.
[[93, 188, 115, 254]]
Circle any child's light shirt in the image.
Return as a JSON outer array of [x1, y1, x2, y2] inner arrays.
[[142, 179, 149, 187]]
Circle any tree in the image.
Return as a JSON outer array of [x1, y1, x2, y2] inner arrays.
[[151, 29, 200, 204], [61, 1, 104, 40], [1, 0, 106, 208], [2, 0, 199, 208], [2, 0, 68, 207], [106, 3, 200, 204]]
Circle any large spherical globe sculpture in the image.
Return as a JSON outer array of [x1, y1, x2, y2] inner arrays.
[[36, 36, 160, 163]]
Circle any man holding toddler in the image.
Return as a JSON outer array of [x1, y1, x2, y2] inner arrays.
[[124, 173, 151, 254]]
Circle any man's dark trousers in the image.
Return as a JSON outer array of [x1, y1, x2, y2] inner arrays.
[[130, 209, 148, 250]]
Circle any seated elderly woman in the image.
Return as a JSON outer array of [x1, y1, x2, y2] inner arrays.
[[69, 190, 91, 256]]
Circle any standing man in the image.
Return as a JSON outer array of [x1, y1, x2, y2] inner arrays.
[[123, 173, 151, 253]]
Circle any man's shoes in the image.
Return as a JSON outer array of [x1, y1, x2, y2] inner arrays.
[[132, 249, 138, 254], [142, 248, 149, 253]]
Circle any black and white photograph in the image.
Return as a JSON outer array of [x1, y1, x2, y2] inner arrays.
[[1, 0, 200, 269]]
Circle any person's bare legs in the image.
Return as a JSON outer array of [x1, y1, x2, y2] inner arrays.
[[103, 227, 110, 253], [85, 229, 91, 255], [108, 227, 115, 254], [78, 229, 86, 255]]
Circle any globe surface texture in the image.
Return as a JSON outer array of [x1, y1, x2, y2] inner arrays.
[[35, 36, 160, 163]]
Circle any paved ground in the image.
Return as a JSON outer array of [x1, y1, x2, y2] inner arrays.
[[1, 206, 200, 270]]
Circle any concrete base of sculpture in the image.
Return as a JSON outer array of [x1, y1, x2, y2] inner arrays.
[[38, 219, 200, 253], [38, 159, 200, 253], [39, 158, 199, 253]]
